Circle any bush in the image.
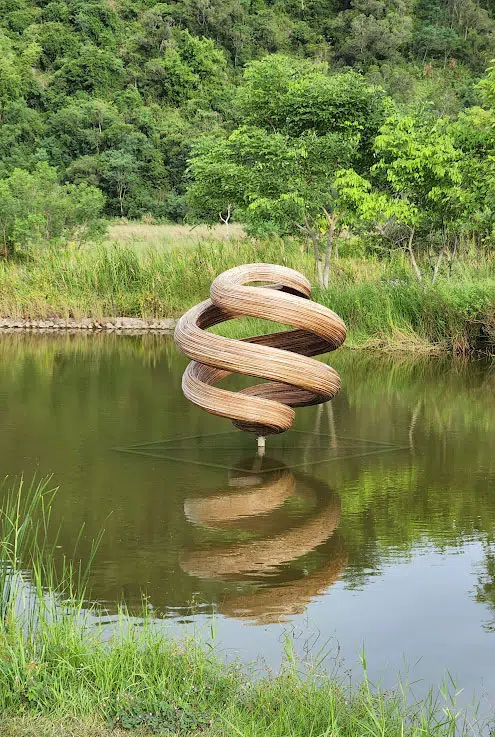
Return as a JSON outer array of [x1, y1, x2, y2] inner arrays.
[[0, 162, 106, 257]]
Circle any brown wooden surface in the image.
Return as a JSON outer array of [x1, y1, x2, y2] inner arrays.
[[174, 263, 346, 436]]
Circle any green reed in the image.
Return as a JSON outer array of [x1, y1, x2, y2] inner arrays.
[[0, 475, 100, 632], [0, 236, 493, 352]]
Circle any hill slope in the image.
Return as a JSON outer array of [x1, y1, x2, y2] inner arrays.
[[1, 0, 495, 218]]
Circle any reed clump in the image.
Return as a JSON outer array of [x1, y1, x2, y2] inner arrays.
[[0, 233, 493, 353]]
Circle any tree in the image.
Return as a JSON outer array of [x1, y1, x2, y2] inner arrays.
[[42, 96, 172, 218], [412, 24, 461, 61], [188, 55, 389, 286], [451, 62, 495, 244], [476, 546, 495, 632], [44, 98, 121, 167], [99, 150, 140, 217], [48, 44, 126, 98], [0, 163, 105, 257], [188, 128, 360, 286], [0, 101, 45, 178], [27, 21, 81, 70], [414, 0, 495, 70], [337, 112, 471, 281], [331, 0, 414, 67], [234, 55, 388, 168], [0, 32, 40, 106], [475, 58, 495, 107], [186, 135, 245, 232], [187, 124, 356, 285], [123, 25, 231, 108]]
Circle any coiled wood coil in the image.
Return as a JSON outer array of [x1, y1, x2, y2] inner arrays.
[[174, 263, 346, 436]]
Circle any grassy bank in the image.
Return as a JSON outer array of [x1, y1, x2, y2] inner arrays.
[[1, 229, 494, 353], [0, 625, 476, 737], [0, 477, 484, 737]]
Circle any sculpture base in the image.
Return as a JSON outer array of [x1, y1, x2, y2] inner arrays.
[[115, 430, 405, 472]]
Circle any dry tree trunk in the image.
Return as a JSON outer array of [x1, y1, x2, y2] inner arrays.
[[312, 236, 325, 287], [406, 227, 422, 281], [297, 217, 325, 288], [322, 208, 339, 289], [219, 203, 232, 240], [448, 236, 459, 278], [432, 246, 447, 284]]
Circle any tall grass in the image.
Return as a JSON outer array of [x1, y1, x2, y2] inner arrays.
[[0, 477, 58, 621], [0, 235, 494, 352], [0, 476, 486, 735], [1, 622, 478, 736], [0, 476, 99, 627]]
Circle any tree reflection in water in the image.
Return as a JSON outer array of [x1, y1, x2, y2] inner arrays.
[[476, 545, 495, 632]]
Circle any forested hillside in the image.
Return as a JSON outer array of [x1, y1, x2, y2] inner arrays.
[[2, 0, 495, 222]]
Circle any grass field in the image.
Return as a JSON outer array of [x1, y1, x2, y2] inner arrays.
[[0, 224, 494, 353], [106, 221, 245, 249]]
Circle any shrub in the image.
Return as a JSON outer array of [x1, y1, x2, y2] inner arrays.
[[0, 162, 106, 257]]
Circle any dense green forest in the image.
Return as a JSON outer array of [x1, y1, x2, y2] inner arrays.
[[2, 0, 495, 284]]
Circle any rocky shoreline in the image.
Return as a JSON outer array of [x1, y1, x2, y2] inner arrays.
[[0, 317, 177, 333]]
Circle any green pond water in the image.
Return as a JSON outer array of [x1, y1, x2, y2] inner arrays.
[[1, 333, 494, 707]]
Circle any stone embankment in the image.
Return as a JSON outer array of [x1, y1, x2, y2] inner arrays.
[[0, 317, 176, 333]]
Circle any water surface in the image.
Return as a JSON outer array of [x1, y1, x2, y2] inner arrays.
[[0, 334, 494, 708]]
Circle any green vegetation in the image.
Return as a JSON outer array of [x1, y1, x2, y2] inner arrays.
[[1, 235, 493, 353], [0, 0, 495, 245], [2, 0, 495, 228], [187, 55, 495, 289], [0, 163, 105, 256], [0, 475, 483, 736], [1, 0, 495, 338]]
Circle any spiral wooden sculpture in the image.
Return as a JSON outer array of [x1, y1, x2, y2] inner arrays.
[[174, 264, 346, 439]]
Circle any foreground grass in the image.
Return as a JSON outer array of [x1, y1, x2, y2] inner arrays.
[[0, 477, 487, 737], [0, 716, 140, 737], [0, 613, 479, 737], [0, 232, 494, 353]]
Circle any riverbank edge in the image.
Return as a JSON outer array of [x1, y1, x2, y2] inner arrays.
[[1, 238, 494, 354], [0, 609, 483, 737], [1, 317, 493, 356], [0, 317, 176, 332]]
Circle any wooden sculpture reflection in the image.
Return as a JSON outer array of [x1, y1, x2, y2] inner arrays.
[[220, 537, 347, 625], [184, 467, 296, 529], [181, 459, 348, 623], [174, 264, 346, 448]]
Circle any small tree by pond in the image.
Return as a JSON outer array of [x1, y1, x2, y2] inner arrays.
[[187, 55, 388, 288], [371, 113, 470, 282], [0, 162, 106, 258], [187, 57, 495, 285]]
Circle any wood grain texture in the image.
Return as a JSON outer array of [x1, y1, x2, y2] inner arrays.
[[180, 492, 341, 579], [174, 263, 346, 436]]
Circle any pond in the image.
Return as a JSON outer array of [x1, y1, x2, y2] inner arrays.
[[0, 333, 494, 709]]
